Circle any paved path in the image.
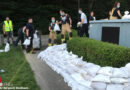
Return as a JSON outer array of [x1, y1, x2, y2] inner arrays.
[[24, 35, 71, 90]]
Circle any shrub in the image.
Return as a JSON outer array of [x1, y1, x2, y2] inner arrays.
[[57, 29, 78, 44], [67, 37, 130, 67]]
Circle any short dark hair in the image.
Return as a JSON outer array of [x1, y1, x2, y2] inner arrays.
[[114, 1, 120, 8], [60, 9, 65, 13], [28, 17, 33, 20], [79, 8, 82, 11]]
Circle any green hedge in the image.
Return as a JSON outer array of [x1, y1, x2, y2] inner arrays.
[[57, 29, 78, 44], [67, 37, 130, 67]]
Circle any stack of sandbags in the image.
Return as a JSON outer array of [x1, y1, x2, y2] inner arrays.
[[38, 44, 130, 90]]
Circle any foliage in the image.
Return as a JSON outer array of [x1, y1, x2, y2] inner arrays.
[[67, 37, 130, 67]]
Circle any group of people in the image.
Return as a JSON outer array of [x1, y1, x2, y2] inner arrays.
[[0, 1, 122, 53], [2, 17, 35, 53], [48, 1, 122, 46]]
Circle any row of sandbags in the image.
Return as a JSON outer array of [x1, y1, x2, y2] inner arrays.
[[38, 44, 130, 90]]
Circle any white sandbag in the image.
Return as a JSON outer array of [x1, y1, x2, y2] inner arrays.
[[125, 63, 130, 73], [71, 73, 91, 87], [122, 11, 130, 20], [33, 38, 40, 49], [91, 82, 107, 90], [86, 65, 101, 76], [54, 24, 60, 31], [5, 43, 10, 52], [33, 33, 38, 39], [98, 67, 113, 76], [92, 74, 111, 83], [0, 50, 4, 52], [106, 84, 124, 90], [111, 78, 128, 84], [77, 22, 82, 27], [124, 86, 130, 90], [82, 74, 93, 81], [23, 38, 31, 46], [112, 68, 129, 78]]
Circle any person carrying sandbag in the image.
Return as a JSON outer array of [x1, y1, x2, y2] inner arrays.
[[26, 18, 35, 54], [48, 17, 58, 46], [13, 26, 26, 49], [110, 2, 122, 20]]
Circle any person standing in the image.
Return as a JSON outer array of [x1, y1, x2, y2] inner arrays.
[[14, 26, 26, 49], [26, 18, 35, 53], [78, 8, 89, 37], [89, 11, 96, 21], [48, 17, 57, 46], [60, 9, 72, 43], [110, 2, 122, 20], [3, 17, 14, 44]]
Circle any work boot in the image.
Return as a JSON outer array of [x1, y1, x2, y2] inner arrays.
[[29, 49, 36, 54], [61, 39, 65, 43], [48, 43, 52, 47]]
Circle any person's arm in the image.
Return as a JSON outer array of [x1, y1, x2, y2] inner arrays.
[[117, 10, 122, 18], [69, 17, 72, 27], [49, 27, 51, 32], [22, 26, 26, 33], [80, 14, 85, 24], [3, 24, 5, 34], [26, 29, 29, 37], [81, 17, 84, 24]]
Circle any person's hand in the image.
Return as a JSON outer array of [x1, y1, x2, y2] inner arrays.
[[56, 21, 59, 24], [49, 29, 51, 32], [70, 24, 72, 28], [3, 31, 5, 35]]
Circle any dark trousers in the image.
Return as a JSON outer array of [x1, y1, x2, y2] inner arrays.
[[26, 36, 33, 52], [77, 27, 81, 36], [80, 24, 89, 37], [15, 33, 24, 47], [5, 31, 14, 43]]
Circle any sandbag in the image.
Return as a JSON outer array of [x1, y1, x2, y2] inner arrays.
[[5, 43, 10, 52], [71, 73, 91, 87], [98, 67, 113, 76], [54, 24, 60, 31], [86, 64, 101, 76], [91, 82, 107, 90], [112, 68, 129, 78], [33, 38, 41, 49], [23, 38, 31, 46], [106, 84, 124, 90], [111, 78, 128, 84], [124, 86, 130, 90], [125, 63, 130, 74], [92, 74, 111, 83]]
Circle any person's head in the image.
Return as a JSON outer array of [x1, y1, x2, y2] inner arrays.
[[60, 9, 65, 16], [114, 2, 120, 8], [90, 11, 94, 16], [51, 17, 55, 23], [28, 18, 33, 23], [78, 8, 83, 14], [6, 17, 10, 21]]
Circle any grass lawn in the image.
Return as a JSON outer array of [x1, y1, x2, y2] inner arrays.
[[0, 45, 40, 90]]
